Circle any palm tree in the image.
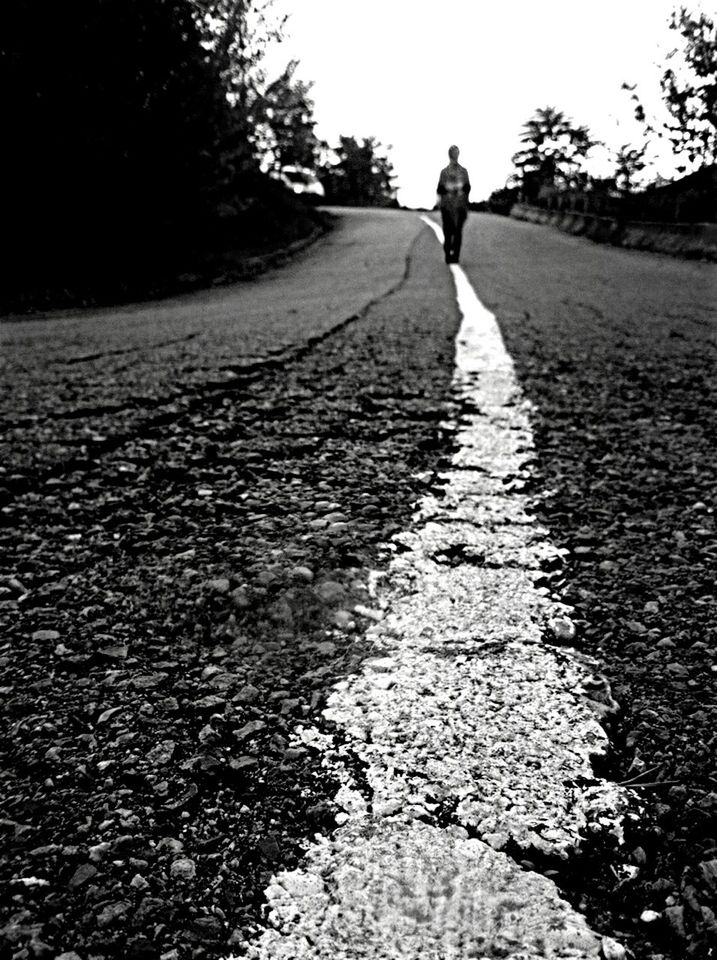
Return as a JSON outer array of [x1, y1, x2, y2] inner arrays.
[[512, 106, 597, 200]]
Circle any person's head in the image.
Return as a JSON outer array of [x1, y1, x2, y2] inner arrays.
[[448, 144, 460, 161]]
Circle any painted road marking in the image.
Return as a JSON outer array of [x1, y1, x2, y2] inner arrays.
[[241, 218, 631, 959]]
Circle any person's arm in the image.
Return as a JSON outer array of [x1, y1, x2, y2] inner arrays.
[[462, 168, 471, 198], [436, 169, 447, 195]]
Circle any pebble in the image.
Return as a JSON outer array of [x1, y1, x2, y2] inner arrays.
[[147, 740, 176, 765], [97, 901, 131, 927], [130, 872, 150, 890], [32, 629, 60, 642], [640, 909, 661, 923], [314, 581, 346, 604], [548, 617, 576, 641], [665, 904, 686, 937], [206, 577, 231, 594], [234, 683, 260, 703], [68, 863, 97, 888], [601, 938, 627, 960], [99, 643, 128, 659], [169, 857, 196, 881], [700, 859, 717, 890]]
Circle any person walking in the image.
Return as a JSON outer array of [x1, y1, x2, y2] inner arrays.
[[436, 145, 471, 264]]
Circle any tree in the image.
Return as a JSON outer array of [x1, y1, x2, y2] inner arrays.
[[661, 8, 717, 165], [257, 60, 321, 173], [614, 144, 648, 195], [191, 0, 285, 167], [2, 0, 229, 268], [319, 137, 397, 206], [511, 106, 597, 200], [623, 7, 716, 169]]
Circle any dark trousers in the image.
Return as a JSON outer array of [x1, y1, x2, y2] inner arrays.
[[441, 207, 467, 262]]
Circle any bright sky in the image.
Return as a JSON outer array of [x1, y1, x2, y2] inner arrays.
[[264, 0, 709, 207]]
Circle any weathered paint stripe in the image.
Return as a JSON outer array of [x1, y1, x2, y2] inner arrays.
[[240, 217, 630, 960]]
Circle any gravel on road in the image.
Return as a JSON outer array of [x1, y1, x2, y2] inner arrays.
[[2, 209, 716, 960], [0, 219, 460, 959], [464, 214, 717, 960]]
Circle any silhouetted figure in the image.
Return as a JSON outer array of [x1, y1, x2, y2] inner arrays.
[[436, 145, 471, 264]]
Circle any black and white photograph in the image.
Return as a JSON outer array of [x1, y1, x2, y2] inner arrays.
[[1, 2, 716, 958]]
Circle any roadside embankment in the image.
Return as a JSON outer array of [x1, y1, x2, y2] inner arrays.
[[510, 203, 717, 261]]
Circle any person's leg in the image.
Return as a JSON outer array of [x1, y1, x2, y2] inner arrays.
[[440, 209, 453, 262], [453, 211, 467, 262]]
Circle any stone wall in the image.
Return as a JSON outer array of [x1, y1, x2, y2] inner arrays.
[[510, 204, 717, 261]]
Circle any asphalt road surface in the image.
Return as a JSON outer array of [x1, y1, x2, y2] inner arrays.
[[1, 210, 715, 960]]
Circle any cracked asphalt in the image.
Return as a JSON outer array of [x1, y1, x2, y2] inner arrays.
[[1, 209, 716, 960]]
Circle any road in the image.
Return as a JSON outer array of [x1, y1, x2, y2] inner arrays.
[[1, 210, 715, 960]]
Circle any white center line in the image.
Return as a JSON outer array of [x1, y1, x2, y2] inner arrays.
[[242, 217, 631, 960]]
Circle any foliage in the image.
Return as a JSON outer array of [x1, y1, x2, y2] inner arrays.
[[192, 0, 284, 102], [662, 7, 717, 164], [2, 0, 231, 277], [487, 186, 521, 215], [623, 7, 717, 169], [257, 60, 321, 173], [1, 0, 398, 307], [511, 106, 597, 198], [319, 136, 397, 206], [614, 143, 648, 194]]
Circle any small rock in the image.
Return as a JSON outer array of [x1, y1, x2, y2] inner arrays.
[[157, 837, 184, 854], [88, 842, 111, 862], [548, 617, 576, 641], [258, 836, 280, 860], [230, 756, 258, 772], [665, 904, 686, 938], [230, 586, 250, 608], [193, 695, 226, 712], [315, 640, 336, 656], [315, 581, 346, 605], [483, 832, 509, 850], [170, 857, 196, 881], [632, 846, 647, 865], [147, 740, 176, 765], [354, 604, 383, 621], [130, 873, 149, 890], [328, 521, 349, 534], [364, 657, 396, 672], [99, 644, 128, 660], [234, 720, 267, 741], [32, 630, 60, 642], [97, 900, 130, 927], [206, 578, 231, 594], [96, 706, 123, 725], [292, 566, 314, 582], [601, 937, 627, 959], [700, 859, 717, 891], [640, 909, 662, 923], [333, 609, 353, 628], [192, 916, 224, 940], [69, 863, 98, 889], [234, 683, 260, 703]]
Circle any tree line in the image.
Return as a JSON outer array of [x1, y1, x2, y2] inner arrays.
[[490, 7, 716, 222], [1, 0, 396, 309]]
